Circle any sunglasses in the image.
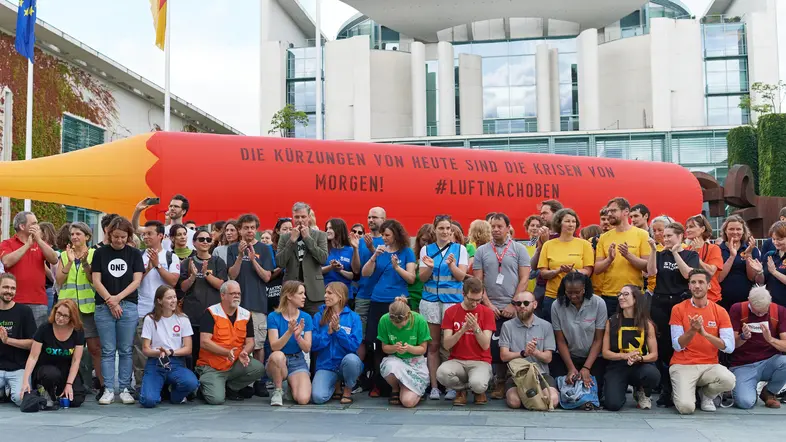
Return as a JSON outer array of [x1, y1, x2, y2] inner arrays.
[[278, 217, 292, 222], [195, 237, 212, 243], [390, 314, 407, 322], [510, 300, 532, 307], [352, 229, 364, 235]]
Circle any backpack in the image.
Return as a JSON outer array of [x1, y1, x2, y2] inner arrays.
[[740, 301, 779, 331], [508, 359, 553, 411]]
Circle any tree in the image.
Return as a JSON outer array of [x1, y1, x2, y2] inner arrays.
[[739, 81, 786, 116], [757, 113, 786, 197], [268, 104, 308, 137]]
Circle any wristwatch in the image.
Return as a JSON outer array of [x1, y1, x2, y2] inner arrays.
[[155, 264, 162, 269], [519, 350, 527, 358]]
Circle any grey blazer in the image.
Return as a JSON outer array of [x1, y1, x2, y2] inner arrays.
[[276, 230, 329, 303]]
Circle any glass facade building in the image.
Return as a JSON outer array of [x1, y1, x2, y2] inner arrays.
[[701, 18, 750, 126], [286, 46, 322, 138]]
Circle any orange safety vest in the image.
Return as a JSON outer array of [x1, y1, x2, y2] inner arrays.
[[196, 303, 250, 371]]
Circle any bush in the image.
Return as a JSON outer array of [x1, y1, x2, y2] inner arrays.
[[758, 113, 786, 197], [727, 125, 758, 193]]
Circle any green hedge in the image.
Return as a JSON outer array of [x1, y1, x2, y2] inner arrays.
[[758, 113, 786, 197], [727, 125, 759, 194]]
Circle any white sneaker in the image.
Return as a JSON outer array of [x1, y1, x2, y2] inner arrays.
[[98, 389, 115, 405], [119, 388, 135, 405], [635, 390, 652, 410], [429, 388, 441, 400], [700, 393, 717, 412], [270, 388, 284, 407], [41, 389, 54, 408], [444, 389, 457, 400]]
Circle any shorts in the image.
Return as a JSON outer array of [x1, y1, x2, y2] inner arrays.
[[505, 373, 556, 391], [354, 298, 371, 338], [80, 312, 99, 339], [251, 312, 268, 350], [269, 351, 309, 376], [419, 300, 457, 325]]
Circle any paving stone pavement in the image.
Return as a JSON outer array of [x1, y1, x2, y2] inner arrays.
[[2, 393, 784, 442]]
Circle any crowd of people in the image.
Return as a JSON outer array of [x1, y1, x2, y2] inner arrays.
[[1, 194, 786, 416]]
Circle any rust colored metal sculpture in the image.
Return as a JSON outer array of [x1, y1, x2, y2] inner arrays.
[[694, 165, 786, 237]]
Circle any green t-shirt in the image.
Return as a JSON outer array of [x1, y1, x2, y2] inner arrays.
[[407, 264, 424, 311], [466, 243, 477, 259], [377, 312, 431, 359]]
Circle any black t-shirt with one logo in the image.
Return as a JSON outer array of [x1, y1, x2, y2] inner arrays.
[[91, 244, 145, 305], [0, 303, 37, 371], [33, 323, 85, 375]]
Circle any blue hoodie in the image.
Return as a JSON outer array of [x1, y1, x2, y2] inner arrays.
[[312, 305, 363, 372]]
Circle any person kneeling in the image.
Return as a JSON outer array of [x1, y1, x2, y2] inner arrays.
[[499, 291, 559, 409], [139, 285, 199, 408], [601, 285, 660, 411], [436, 278, 494, 406], [378, 297, 431, 408], [196, 281, 265, 404], [311, 282, 363, 405], [730, 286, 786, 409]]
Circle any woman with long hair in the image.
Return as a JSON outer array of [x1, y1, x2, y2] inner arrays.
[[718, 215, 764, 310], [209, 221, 225, 253], [311, 282, 363, 404], [138, 285, 199, 408], [538, 209, 594, 322], [408, 224, 435, 312], [212, 220, 239, 265], [602, 285, 660, 411], [266, 281, 313, 406], [271, 217, 294, 250], [764, 221, 786, 307], [169, 224, 192, 260], [645, 215, 676, 293], [378, 296, 431, 408], [685, 214, 723, 303], [322, 218, 355, 295], [419, 215, 468, 400], [260, 230, 274, 246], [467, 219, 492, 275], [646, 222, 699, 407], [20, 299, 86, 408], [91, 216, 144, 405], [267, 217, 293, 310], [550, 272, 607, 395]]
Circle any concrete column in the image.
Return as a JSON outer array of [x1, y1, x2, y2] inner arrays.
[[437, 41, 456, 136], [549, 48, 561, 132], [649, 20, 672, 130], [576, 28, 600, 130], [259, 41, 287, 136], [410, 42, 427, 137], [536, 44, 551, 132], [747, 0, 781, 123], [458, 53, 483, 135]]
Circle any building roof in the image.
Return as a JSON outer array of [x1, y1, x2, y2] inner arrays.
[[279, 0, 329, 41], [0, 0, 242, 135], [704, 0, 735, 16], [338, 0, 651, 42]]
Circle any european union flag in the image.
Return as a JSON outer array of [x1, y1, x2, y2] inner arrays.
[[15, 0, 37, 63]]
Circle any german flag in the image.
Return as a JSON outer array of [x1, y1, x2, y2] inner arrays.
[[150, 0, 167, 50]]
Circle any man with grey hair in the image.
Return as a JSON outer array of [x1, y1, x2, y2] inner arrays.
[[277, 202, 328, 315], [0, 211, 59, 326], [195, 280, 265, 404], [729, 285, 786, 409]]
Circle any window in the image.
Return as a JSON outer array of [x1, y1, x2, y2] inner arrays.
[[61, 115, 104, 240]]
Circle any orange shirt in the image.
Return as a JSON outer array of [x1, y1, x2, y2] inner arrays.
[[692, 243, 723, 303], [669, 299, 731, 365]]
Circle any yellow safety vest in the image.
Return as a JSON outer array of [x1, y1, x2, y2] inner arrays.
[[59, 249, 96, 314]]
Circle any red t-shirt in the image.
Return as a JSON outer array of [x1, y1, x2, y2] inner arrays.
[[729, 302, 786, 367], [0, 237, 47, 305], [441, 303, 496, 363]]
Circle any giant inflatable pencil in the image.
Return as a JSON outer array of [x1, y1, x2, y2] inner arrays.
[[0, 132, 703, 232]]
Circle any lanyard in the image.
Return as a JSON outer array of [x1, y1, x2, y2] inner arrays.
[[492, 240, 511, 271]]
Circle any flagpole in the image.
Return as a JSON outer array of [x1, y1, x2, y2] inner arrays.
[[23, 58, 32, 211], [163, 0, 171, 131], [315, 0, 322, 140]]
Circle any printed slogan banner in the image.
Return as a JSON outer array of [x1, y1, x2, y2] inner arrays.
[[0, 132, 703, 232]]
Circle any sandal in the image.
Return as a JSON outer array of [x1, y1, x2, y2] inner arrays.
[[388, 392, 400, 405], [332, 391, 342, 401], [340, 394, 354, 405]]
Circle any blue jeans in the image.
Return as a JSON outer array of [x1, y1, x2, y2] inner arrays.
[[311, 354, 363, 404], [46, 287, 56, 314], [542, 296, 555, 323], [139, 357, 199, 408], [731, 354, 786, 409], [0, 369, 26, 406], [95, 301, 138, 392]]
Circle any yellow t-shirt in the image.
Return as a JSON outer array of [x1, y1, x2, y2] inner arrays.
[[537, 238, 595, 299], [595, 227, 651, 297], [646, 243, 665, 292], [525, 243, 537, 293]]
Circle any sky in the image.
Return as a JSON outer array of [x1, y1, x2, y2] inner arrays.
[[32, 0, 784, 136]]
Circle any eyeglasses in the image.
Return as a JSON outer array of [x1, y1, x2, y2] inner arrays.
[[465, 296, 483, 303], [617, 292, 632, 299], [434, 214, 451, 222], [195, 237, 212, 243], [511, 300, 532, 307], [55, 312, 71, 319], [352, 229, 364, 235]]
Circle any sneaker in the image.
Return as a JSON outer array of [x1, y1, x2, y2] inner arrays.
[[352, 386, 363, 395], [635, 391, 652, 410], [98, 389, 115, 405], [225, 389, 245, 401], [719, 391, 735, 408], [270, 388, 284, 407], [444, 389, 457, 400], [452, 390, 467, 406], [656, 393, 673, 408], [254, 381, 270, 398], [41, 389, 54, 408], [119, 388, 136, 405], [429, 388, 441, 400], [95, 386, 106, 402], [283, 381, 293, 401], [700, 393, 717, 412]]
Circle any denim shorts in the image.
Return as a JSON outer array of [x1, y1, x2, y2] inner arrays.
[[284, 352, 309, 375]]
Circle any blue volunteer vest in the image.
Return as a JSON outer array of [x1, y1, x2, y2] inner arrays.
[[422, 242, 463, 303]]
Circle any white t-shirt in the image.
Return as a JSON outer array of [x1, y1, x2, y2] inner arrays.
[[139, 249, 181, 318], [162, 225, 195, 253], [419, 243, 469, 267], [141, 314, 193, 351]]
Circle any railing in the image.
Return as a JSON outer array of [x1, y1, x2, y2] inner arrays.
[[701, 15, 743, 24]]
